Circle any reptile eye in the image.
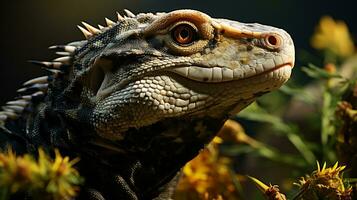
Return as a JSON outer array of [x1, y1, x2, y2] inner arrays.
[[172, 24, 197, 45]]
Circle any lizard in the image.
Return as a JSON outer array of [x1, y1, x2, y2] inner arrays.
[[0, 9, 295, 200]]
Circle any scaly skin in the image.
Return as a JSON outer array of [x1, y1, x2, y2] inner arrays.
[[0, 9, 294, 199]]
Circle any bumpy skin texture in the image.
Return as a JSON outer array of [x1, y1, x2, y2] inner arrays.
[[0, 10, 295, 199]]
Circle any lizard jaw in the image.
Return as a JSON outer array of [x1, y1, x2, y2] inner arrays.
[[166, 62, 293, 83]]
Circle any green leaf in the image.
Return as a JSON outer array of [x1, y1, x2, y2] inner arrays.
[[221, 143, 306, 167], [321, 89, 335, 147], [279, 85, 316, 104], [302, 64, 343, 79], [237, 103, 316, 165], [229, 168, 245, 199], [0, 187, 9, 200]]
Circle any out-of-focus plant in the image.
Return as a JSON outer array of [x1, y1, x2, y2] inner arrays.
[[174, 129, 242, 200], [0, 148, 83, 200], [336, 95, 357, 178], [311, 16, 354, 60], [248, 176, 287, 200]]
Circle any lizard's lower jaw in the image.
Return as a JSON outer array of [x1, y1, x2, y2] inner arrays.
[[166, 62, 293, 83]]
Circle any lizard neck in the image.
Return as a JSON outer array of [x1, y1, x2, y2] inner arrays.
[[77, 116, 226, 199]]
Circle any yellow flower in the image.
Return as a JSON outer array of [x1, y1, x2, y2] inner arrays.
[[0, 148, 83, 200], [175, 140, 239, 200], [0, 148, 36, 193], [175, 120, 260, 199], [35, 148, 82, 200], [295, 162, 352, 200], [311, 16, 354, 57]]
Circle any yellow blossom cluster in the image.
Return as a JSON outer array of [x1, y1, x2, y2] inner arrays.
[[174, 120, 252, 200], [174, 138, 239, 200], [311, 16, 355, 58], [295, 162, 352, 200], [0, 148, 83, 200], [248, 162, 353, 200]]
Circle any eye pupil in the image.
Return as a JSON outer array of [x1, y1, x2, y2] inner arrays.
[[172, 24, 196, 45], [180, 29, 189, 39]]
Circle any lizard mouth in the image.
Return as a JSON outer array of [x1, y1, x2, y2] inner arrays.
[[165, 62, 293, 83], [93, 54, 293, 100]]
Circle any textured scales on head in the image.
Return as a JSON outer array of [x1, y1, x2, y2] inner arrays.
[[0, 9, 295, 199]]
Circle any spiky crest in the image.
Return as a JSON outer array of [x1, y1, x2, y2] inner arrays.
[[0, 8, 141, 124]]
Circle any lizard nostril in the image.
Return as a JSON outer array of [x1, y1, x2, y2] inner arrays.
[[265, 34, 282, 50]]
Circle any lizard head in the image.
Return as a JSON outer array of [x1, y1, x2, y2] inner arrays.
[[71, 9, 294, 140]]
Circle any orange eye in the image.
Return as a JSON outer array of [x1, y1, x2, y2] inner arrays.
[[172, 24, 197, 45]]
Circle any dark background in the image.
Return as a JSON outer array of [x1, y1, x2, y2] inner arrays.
[[0, 0, 356, 104]]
